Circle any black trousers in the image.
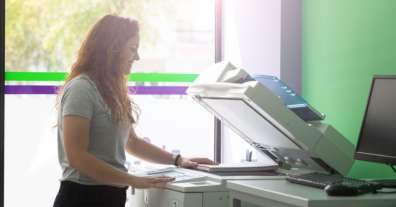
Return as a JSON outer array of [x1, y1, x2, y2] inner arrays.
[[53, 181, 127, 207]]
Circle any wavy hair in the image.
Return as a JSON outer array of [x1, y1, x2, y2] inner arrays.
[[60, 14, 140, 124]]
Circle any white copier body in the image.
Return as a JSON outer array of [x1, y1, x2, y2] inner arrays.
[[130, 167, 282, 207], [135, 62, 355, 207]]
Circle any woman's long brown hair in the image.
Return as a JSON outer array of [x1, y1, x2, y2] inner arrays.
[[60, 14, 140, 124]]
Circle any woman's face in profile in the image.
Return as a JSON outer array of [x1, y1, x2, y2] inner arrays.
[[120, 34, 140, 75]]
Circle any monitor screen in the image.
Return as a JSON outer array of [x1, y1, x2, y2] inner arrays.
[[355, 76, 396, 165]]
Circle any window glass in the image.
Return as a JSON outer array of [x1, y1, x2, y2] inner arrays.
[[6, 0, 214, 72], [5, 1, 215, 206]]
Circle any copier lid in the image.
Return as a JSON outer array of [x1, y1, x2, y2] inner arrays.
[[198, 97, 302, 150]]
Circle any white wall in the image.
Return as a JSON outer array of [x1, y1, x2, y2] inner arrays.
[[221, 0, 301, 163], [223, 0, 281, 76]]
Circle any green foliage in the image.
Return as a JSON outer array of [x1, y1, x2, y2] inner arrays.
[[5, 0, 178, 71]]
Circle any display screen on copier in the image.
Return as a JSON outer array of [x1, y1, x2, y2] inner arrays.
[[202, 98, 301, 150]]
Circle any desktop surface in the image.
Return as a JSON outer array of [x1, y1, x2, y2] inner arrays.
[[227, 179, 396, 207]]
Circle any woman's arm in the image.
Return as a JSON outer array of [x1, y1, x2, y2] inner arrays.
[[125, 128, 216, 167], [63, 115, 173, 188], [125, 127, 174, 165]]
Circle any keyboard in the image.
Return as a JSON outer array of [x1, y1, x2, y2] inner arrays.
[[286, 172, 372, 189]]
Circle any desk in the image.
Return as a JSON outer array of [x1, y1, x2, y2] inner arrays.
[[227, 179, 396, 207]]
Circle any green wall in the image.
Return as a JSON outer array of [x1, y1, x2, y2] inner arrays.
[[302, 0, 396, 179]]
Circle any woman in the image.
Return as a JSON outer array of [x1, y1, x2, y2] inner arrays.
[[53, 14, 215, 207]]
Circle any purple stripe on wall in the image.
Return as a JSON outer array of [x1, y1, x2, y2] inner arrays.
[[5, 85, 59, 94], [5, 85, 188, 95], [132, 86, 187, 95]]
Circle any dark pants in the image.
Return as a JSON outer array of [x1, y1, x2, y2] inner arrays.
[[53, 181, 127, 207]]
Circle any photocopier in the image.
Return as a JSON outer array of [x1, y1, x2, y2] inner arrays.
[[132, 61, 356, 207]]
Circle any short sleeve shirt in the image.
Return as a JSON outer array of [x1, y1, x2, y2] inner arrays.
[[57, 74, 130, 187]]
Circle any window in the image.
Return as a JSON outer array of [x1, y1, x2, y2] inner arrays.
[[5, 1, 215, 206]]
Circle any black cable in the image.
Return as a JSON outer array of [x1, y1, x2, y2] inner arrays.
[[391, 165, 396, 174]]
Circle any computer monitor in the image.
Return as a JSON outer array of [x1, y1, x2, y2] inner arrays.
[[355, 75, 396, 166]]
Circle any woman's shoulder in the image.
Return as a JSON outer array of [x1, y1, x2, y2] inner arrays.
[[64, 74, 96, 92], [60, 74, 99, 105]]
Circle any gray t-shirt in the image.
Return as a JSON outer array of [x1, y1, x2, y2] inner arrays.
[[57, 74, 130, 187]]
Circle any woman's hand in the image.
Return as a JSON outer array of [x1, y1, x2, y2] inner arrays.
[[130, 175, 175, 189], [178, 157, 217, 168]]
